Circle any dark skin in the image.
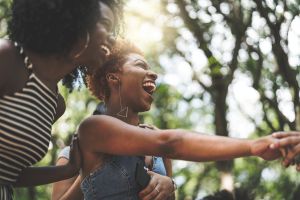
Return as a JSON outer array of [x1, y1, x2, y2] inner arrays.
[[0, 2, 115, 187], [52, 57, 175, 199], [79, 54, 281, 167], [76, 54, 300, 170], [77, 53, 175, 200], [76, 52, 284, 199], [271, 132, 300, 170]]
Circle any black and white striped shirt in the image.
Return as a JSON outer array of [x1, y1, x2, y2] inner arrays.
[[0, 71, 58, 183]]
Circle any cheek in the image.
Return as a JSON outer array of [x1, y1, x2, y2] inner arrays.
[[94, 23, 108, 41]]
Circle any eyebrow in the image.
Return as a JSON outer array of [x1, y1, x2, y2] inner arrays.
[[135, 59, 147, 65]]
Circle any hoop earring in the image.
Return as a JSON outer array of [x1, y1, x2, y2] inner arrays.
[[116, 80, 128, 118], [74, 32, 90, 58]]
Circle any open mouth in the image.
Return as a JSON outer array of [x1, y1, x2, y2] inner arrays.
[[100, 45, 111, 56], [142, 81, 156, 95]]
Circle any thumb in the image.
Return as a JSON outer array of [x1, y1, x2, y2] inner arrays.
[[147, 170, 155, 177]]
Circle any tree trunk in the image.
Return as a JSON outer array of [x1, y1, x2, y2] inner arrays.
[[213, 79, 234, 191]]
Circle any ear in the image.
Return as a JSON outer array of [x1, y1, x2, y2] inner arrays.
[[106, 73, 120, 84]]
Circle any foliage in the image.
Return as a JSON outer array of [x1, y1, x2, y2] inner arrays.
[[0, 0, 300, 199], [125, 0, 300, 199]]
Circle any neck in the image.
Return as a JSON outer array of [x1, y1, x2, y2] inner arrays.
[[106, 102, 140, 126]]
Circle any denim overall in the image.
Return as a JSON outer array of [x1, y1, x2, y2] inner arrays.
[[81, 155, 166, 200]]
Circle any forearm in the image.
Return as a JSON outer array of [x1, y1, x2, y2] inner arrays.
[[79, 116, 253, 162], [160, 130, 253, 161], [163, 158, 172, 177], [14, 165, 78, 187]]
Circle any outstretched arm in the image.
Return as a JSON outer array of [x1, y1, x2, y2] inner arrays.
[[78, 115, 280, 162]]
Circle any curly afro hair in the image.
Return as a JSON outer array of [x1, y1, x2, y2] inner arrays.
[[86, 39, 143, 101], [8, 0, 123, 56]]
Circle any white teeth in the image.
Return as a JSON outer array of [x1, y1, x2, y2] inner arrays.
[[142, 82, 156, 93], [143, 82, 156, 87]]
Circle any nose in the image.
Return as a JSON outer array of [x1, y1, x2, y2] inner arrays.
[[147, 70, 158, 81]]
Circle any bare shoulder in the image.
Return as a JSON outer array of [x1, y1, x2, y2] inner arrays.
[[78, 115, 129, 138], [79, 115, 117, 130], [0, 39, 14, 51], [0, 39, 19, 95], [0, 39, 16, 59]]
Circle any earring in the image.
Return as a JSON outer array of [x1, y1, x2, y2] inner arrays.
[[74, 32, 90, 58], [116, 80, 128, 118]]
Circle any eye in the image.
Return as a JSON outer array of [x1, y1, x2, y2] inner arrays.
[[136, 63, 148, 70], [100, 19, 112, 32]]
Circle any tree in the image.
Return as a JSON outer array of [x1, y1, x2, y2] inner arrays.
[[125, 0, 300, 198]]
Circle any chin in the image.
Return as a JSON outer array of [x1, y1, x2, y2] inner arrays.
[[144, 104, 151, 111], [138, 104, 151, 112]]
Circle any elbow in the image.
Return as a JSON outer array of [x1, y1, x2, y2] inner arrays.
[[157, 130, 183, 158]]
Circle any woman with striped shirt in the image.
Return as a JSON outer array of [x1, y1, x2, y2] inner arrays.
[[0, 0, 122, 199]]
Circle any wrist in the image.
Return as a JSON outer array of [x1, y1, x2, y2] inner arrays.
[[170, 178, 177, 192], [248, 139, 256, 156]]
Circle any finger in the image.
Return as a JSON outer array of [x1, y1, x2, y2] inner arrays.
[[153, 187, 167, 200], [272, 132, 300, 138], [141, 186, 159, 200], [279, 147, 287, 157], [283, 144, 300, 166], [270, 136, 300, 149], [139, 176, 156, 197], [147, 171, 155, 176], [154, 185, 170, 200]]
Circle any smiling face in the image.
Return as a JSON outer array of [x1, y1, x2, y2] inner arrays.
[[77, 2, 115, 74], [86, 39, 158, 113], [117, 53, 158, 112]]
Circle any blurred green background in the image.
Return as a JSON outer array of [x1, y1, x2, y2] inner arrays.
[[1, 0, 300, 199]]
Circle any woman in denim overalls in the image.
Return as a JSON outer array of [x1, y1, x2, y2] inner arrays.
[[52, 41, 176, 200]]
